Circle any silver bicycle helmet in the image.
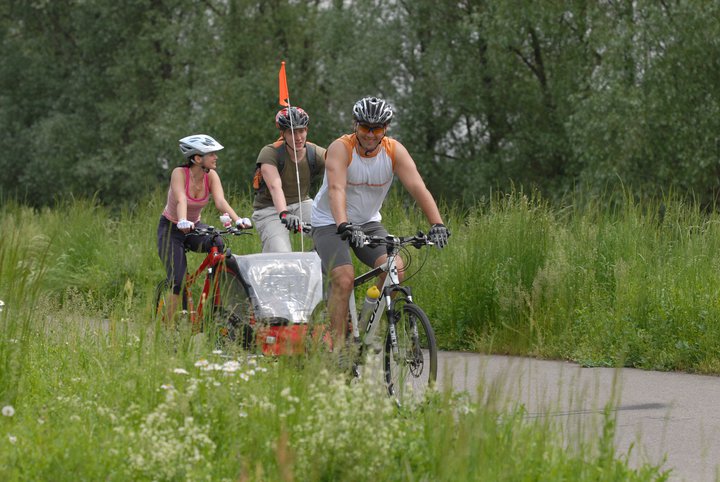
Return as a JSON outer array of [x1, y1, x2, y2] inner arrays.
[[352, 97, 393, 125], [276, 107, 310, 130], [178, 134, 224, 159]]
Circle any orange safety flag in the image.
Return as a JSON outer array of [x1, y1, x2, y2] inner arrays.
[[278, 61, 289, 106]]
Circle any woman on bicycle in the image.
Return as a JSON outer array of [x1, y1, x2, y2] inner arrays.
[[157, 134, 251, 323]]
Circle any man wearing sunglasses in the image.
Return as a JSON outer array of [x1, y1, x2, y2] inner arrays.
[[311, 96, 450, 351]]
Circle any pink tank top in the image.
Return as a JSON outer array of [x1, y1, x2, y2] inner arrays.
[[162, 167, 210, 223]]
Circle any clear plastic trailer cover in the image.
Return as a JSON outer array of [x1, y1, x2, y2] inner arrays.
[[233, 252, 324, 324]]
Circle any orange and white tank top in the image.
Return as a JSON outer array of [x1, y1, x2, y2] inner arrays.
[[312, 134, 397, 227], [162, 167, 210, 223]]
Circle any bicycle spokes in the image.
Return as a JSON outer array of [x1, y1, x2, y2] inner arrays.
[[211, 267, 252, 349], [383, 303, 437, 404]]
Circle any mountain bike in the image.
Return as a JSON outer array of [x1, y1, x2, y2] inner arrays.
[[353, 232, 438, 404], [154, 225, 253, 346], [305, 225, 438, 404]]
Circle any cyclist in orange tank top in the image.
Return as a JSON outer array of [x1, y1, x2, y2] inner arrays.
[[311, 97, 451, 350], [157, 134, 251, 323]]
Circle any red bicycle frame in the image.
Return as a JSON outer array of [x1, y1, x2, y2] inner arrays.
[[183, 245, 228, 332]]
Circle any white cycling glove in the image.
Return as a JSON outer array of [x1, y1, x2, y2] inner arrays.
[[177, 219, 194, 231], [219, 213, 232, 227], [237, 218, 252, 228]]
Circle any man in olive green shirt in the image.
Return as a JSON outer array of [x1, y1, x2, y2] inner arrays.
[[251, 107, 326, 252]]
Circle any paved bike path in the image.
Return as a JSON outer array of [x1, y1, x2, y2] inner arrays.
[[436, 352, 720, 482]]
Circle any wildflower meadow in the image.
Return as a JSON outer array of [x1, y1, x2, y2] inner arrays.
[[0, 190, 689, 480]]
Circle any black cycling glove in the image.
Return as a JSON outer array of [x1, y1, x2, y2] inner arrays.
[[428, 223, 450, 249], [279, 211, 302, 233], [337, 222, 366, 248]]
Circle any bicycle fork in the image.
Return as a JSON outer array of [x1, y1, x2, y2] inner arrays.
[[385, 286, 414, 360]]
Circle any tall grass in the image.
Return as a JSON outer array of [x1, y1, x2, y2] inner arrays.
[[0, 190, 673, 480], [4, 188, 720, 372], [414, 189, 720, 372], [0, 296, 664, 481]]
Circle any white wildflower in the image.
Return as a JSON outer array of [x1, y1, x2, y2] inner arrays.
[[212, 349, 223, 355], [221, 360, 241, 372], [173, 368, 189, 375], [8, 435, 17, 444], [194, 359, 209, 368], [2, 405, 15, 417]]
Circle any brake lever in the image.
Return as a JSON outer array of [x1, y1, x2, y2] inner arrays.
[[412, 230, 428, 249]]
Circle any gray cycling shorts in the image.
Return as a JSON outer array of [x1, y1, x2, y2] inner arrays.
[[312, 222, 389, 273]]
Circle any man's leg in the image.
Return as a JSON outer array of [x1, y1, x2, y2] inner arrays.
[[312, 224, 354, 349], [252, 205, 292, 253], [327, 264, 355, 349]]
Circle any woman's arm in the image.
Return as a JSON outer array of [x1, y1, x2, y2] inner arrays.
[[208, 170, 243, 222]]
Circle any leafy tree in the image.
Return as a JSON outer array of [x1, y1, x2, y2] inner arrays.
[[2, 0, 720, 207]]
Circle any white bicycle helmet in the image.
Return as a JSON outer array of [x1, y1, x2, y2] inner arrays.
[[178, 134, 224, 159], [352, 97, 394, 125]]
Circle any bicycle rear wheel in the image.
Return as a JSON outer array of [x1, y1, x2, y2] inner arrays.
[[213, 265, 253, 349], [384, 303, 437, 404]]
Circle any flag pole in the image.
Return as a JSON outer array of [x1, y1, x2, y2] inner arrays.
[[279, 61, 305, 251]]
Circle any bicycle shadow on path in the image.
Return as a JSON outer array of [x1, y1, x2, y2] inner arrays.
[[436, 351, 720, 482]]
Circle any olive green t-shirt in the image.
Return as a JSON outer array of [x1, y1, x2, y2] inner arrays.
[[253, 141, 326, 210]]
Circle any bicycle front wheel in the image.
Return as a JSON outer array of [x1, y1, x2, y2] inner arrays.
[[384, 303, 437, 404], [213, 266, 253, 349]]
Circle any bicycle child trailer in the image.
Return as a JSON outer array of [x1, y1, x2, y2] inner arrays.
[[233, 251, 326, 355]]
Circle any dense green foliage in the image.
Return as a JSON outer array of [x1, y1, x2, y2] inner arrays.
[[3, 1, 720, 206]]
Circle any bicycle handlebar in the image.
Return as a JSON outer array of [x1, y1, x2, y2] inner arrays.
[[365, 232, 434, 249], [285, 222, 433, 248], [187, 226, 253, 237]]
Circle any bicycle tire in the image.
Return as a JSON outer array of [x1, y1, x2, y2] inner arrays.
[[213, 265, 254, 350], [383, 303, 437, 404]]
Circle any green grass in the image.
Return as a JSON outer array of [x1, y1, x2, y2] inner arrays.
[[0, 302, 665, 481], [5, 188, 720, 372], [0, 188, 678, 480]]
